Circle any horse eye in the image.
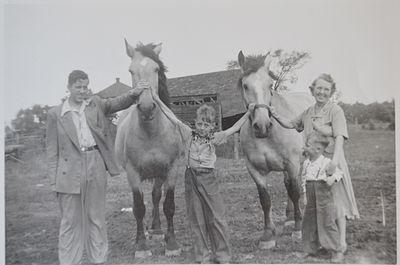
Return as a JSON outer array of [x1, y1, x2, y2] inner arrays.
[[243, 84, 248, 90], [154, 68, 159, 73]]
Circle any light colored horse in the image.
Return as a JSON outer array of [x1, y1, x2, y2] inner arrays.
[[237, 51, 314, 249], [115, 41, 183, 257]]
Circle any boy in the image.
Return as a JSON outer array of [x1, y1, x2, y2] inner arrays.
[[301, 131, 344, 263], [152, 89, 253, 263]]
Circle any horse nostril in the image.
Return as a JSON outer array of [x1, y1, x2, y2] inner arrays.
[[253, 122, 260, 132], [152, 103, 156, 111], [137, 103, 142, 111]]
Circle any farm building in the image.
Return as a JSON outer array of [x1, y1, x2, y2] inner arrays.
[[97, 69, 246, 130]]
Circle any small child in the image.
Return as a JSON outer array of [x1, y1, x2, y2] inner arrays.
[[153, 92, 253, 264], [301, 131, 344, 263]]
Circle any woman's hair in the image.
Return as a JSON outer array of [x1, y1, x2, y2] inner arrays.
[[307, 131, 330, 149], [68, 70, 88, 86], [196, 104, 216, 123], [309, 73, 336, 96]]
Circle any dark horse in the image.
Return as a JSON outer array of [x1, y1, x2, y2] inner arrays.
[[237, 51, 314, 249], [115, 41, 183, 258]]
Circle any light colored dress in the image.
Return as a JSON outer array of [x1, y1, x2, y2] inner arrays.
[[294, 100, 360, 219]]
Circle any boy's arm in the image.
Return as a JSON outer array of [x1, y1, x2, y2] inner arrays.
[[212, 104, 254, 145], [152, 91, 192, 135]]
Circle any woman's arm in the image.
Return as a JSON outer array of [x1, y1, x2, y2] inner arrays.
[[325, 135, 344, 175], [269, 106, 301, 130]]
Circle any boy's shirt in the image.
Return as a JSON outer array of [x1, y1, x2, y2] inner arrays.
[[301, 155, 343, 192], [188, 132, 217, 169]]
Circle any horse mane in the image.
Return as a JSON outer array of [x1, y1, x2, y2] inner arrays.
[[237, 54, 268, 89], [135, 43, 170, 108]]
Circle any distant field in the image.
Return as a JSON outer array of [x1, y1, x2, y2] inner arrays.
[[5, 126, 396, 264]]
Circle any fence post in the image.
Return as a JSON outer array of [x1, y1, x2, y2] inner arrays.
[[233, 133, 239, 160]]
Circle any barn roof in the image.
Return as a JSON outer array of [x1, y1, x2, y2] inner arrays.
[[168, 69, 245, 117], [97, 78, 131, 98], [97, 70, 246, 118]]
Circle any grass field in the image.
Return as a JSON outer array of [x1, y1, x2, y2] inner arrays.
[[5, 126, 396, 264]]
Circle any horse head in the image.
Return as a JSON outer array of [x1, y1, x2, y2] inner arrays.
[[125, 40, 170, 121], [238, 51, 277, 138]]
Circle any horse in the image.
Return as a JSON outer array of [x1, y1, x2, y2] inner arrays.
[[115, 41, 183, 258], [236, 50, 314, 249]]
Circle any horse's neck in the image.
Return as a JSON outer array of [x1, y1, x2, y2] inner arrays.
[[271, 92, 297, 118]]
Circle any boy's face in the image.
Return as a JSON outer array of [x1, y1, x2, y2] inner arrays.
[[194, 118, 214, 137], [304, 138, 324, 159]]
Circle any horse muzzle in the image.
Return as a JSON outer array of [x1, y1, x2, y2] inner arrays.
[[137, 102, 157, 121], [250, 106, 272, 138]]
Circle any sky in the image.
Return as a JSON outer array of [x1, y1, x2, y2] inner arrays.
[[2, 0, 400, 125]]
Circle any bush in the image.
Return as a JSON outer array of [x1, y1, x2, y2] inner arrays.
[[367, 121, 376, 130]]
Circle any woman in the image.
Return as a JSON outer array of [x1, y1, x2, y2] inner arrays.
[[270, 73, 359, 262]]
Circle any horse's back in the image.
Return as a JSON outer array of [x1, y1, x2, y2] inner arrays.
[[279, 91, 314, 116]]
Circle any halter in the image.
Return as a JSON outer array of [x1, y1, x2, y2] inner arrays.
[[246, 88, 273, 118]]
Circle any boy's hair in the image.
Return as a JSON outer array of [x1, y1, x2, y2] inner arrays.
[[307, 131, 330, 149], [196, 104, 216, 123], [68, 70, 88, 86]]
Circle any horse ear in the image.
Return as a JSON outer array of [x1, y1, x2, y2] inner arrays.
[[238, 50, 246, 70], [263, 52, 272, 71], [125, 38, 136, 58], [153, 43, 162, 56]]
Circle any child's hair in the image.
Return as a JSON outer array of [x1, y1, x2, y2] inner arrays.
[[307, 131, 330, 149], [196, 104, 216, 123]]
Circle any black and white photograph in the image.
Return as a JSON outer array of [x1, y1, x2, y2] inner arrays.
[[2, 0, 399, 264]]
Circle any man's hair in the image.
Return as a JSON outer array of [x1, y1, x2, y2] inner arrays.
[[196, 104, 216, 123], [307, 131, 330, 149], [68, 70, 88, 86]]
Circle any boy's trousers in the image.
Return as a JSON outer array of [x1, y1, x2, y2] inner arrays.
[[57, 149, 108, 265], [185, 167, 231, 263], [302, 180, 341, 253]]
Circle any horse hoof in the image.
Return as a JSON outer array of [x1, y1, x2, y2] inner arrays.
[[165, 247, 182, 257], [284, 220, 295, 227], [135, 249, 152, 259], [291, 230, 302, 242], [259, 240, 276, 249]]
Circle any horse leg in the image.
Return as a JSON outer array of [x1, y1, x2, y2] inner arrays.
[[150, 178, 164, 239], [246, 158, 276, 249], [126, 164, 152, 258], [163, 165, 181, 256], [284, 163, 303, 241]]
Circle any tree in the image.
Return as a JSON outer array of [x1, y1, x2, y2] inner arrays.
[[11, 104, 50, 134], [226, 49, 311, 91]]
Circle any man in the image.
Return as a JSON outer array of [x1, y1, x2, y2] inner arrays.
[[46, 70, 143, 265]]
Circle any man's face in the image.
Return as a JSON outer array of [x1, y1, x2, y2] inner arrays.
[[68, 79, 90, 105], [194, 118, 214, 137]]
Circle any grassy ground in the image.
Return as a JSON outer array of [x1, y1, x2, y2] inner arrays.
[[5, 126, 396, 264]]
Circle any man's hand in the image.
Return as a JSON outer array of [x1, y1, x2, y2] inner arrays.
[[248, 103, 256, 113], [130, 80, 150, 97]]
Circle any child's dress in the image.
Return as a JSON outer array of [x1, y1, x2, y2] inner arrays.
[[184, 132, 231, 263], [302, 155, 342, 254]]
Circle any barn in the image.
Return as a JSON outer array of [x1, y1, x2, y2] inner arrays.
[[97, 70, 246, 130]]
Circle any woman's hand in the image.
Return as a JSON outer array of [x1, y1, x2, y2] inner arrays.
[[269, 106, 279, 120], [325, 161, 338, 176], [212, 131, 228, 145]]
